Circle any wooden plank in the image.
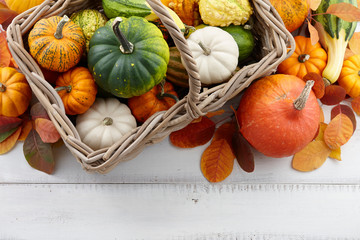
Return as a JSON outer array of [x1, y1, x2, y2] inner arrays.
[[1, 183, 360, 239]]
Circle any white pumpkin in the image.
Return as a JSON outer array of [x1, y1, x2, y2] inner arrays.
[[76, 98, 137, 150], [186, 26, 239, 85]]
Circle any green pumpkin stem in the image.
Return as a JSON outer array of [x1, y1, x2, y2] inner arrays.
[[294, 80, 314, 110], [197, 40, 211, 56], [54, 15, 70, 39], [0, 83, 5, 92], [103, 117, 113, 126], [156, 80, 179, 102], [112, 17, 134, 54], [55, 85, 72, 93]]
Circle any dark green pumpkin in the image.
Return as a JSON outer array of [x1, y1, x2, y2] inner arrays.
[[88, 16, 169, 98]]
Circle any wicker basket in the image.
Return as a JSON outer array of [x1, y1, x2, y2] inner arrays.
[[6, 0, 295, 173]]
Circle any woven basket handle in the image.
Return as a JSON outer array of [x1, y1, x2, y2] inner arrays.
[[146, 0, 202, 119]]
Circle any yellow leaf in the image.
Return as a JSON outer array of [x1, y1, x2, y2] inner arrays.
[[349, 32, 360, 55], [309, 0, 322, 10], [292, 141, 331, 172], [315, 122, 328, 141], [324, 113, 353, 149], [329, 147, 341, 161]]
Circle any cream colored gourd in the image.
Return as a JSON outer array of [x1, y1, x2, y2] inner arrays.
[[76, 98, 137, 150], [186, 26, 239, 85]]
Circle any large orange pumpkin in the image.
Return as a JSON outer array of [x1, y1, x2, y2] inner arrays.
[[28, 15, 85, 72], [0, 67, 32, 117], [128, 81, 178, 123], [55, 67, 97, 115], [277, 36, 327, 79], [269, 0, 308, 33], [5, 0, 44, 13], [237, 74, 320, 158], [338, 54, 360, 98]]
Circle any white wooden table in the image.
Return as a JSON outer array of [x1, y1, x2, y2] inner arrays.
[[2, 99, 360, 239]]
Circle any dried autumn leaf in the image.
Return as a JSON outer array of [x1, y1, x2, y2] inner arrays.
[[232, 131, 254, 173], [308, 21, 319, 46], [18, 118, 33, 141], [170, 116, 215, 148], [309, 0, 322, 10], [326, 2, 360, 22], [320, 85, 347, 105], [319, 105, 325, 122], [0, 127, 21, 154], [292, 140, 331, 172], [205, 109, 225, 119], [201, 138, 235, 182], [213, 121, 236, 144], [349, 32, 360, 55], [314, 21, 326, 49], [23, 129, 54, 174], [344, 48, 356, 60], [0, 8, 17, 29], [324, 113, 353, 149], [0, 30, 11, 67], [329, 147, 341, 161], [30, 102, 50, 120], [331, 104, 356, 133], [34, 118, 61, 143], [0, 116, 22, 134], [351, 96, 360, 115], [303, 72, 325, 98]]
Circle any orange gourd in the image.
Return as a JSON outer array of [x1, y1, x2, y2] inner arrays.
[[237, 74, 320, 158], [0, 67, 32, 117], [55, 67, 97, 115], [338, 54, 360, 98], [269, 0, 308, 33], [277, 36, 328, 79], [128, 81, 179, 123], [161, 0, 201, 26], [5, 0, 44, 13], [28, 15, 85, 72]]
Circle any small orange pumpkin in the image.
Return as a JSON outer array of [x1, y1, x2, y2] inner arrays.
[[28, 15, 85, 72], [161, 0, 201, 26], [128, 81, 179, 123], [277, 36, 328, 79], [338, 54, 360, 98], [55, 67, 97, 115], [0, 67, 32, 117], [269, 0, 308, 33]]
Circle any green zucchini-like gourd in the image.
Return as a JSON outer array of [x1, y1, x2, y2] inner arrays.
[[87, 17, 170, 98]]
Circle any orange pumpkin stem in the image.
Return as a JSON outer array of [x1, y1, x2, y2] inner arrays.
[[298, 54, 310, 63], [0, 83, 6, 92], [294, 80, 314, 110], [112, 17, 134, 54], [54, 15, 70, 39], [103, 117, 113, 126]]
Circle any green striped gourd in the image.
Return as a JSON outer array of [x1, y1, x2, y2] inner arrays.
[[166, 47, 189, 87], [313, 0, 358, 84]]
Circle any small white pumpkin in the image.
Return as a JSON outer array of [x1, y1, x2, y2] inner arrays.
[[76, 98, 137, 150], [186, 26, 239, 85]]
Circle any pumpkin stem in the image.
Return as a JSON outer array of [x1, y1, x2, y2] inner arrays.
[[55, 85, 72, 93], [197, 40, 211, 56], [358, 70, 360, 77], [298, 54, 310, 63], [294, 80, 314, 110], [54, 15, 70, 39], [103, 117, 113, 126], [156, 80, 179, 102], [0, 82, 5, 92], [112, 17, 134, 54]]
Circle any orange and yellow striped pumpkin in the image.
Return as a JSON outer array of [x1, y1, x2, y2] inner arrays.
[[28, 15, 86, 72]]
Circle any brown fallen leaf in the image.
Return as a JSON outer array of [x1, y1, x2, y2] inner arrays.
[[349, 32, 360, 55], [331, 104, 357, 133], [0, 127, 21, 154], [325, 2, 360, 22], [320, 85, 347, 105], [232, 131, 254, 173], [351, 96, 360, 115], [302, 72, 325, 99]]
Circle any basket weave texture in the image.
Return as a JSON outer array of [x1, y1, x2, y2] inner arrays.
[[7, 0, 295, 173]]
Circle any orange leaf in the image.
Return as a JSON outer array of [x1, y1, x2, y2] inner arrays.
[[18, 118, 33, 141], [0, 127, 21, 154], [344, 48, 356, 60], [324, 113, 353, 149], [320, 85, 346, 105], [326, 2, 360, 22], [329, 147, 341, 161], [314, 21, 326, 49], [349, 32, 360, 55], [292, 140, 331, 172], [170, 116, 215, 148], [0, 30, 11, 67], [205, 109, 225, 119], [34, 118, 61, 143], [315, 122, 341, 157], [0, 8, 18, 29], [319, 105, 325, 123], [201, 138, 235, 182], [308, 21, 319, 46], [213, 121, 236, 144], [331, 104, 356, 133], [302, 72, 325, 98], [351, 96, 360, 115], [309, 0, 322, 11]]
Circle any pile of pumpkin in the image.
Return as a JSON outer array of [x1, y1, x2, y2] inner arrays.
[[1, 0, 257, 151]]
